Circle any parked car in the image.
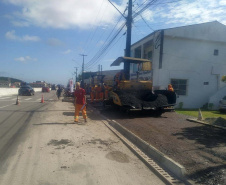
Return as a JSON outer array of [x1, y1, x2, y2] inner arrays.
[[219, 96, 226, 113], [42, 87, 50, 92], [18, 85, 35, 96]]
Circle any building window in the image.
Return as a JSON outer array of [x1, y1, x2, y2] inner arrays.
[[214, 49, 218, 56], [134, 46, 141, 58], [204, 82, 209, 85], [132, 64, 138, 73], [171, 79, 187, 95]]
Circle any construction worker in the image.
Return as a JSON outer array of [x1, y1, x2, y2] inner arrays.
[[114, 70, 125, 88], [95, 84, 101, 102], [100, 83, 104, 101], [56, 86, 62, 100], [74, 82, 87, 123], [90, 85, 95, 103], [168, 84, 174, 92], [104, 84, 109, 100]]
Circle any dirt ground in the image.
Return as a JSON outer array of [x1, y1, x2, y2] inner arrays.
[[96, 105, 226, 185]]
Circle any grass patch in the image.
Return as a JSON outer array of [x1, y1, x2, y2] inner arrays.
[[175, 109, 226, 119]]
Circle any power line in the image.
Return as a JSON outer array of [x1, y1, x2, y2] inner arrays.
[[139, 14, 155, 31], [85, 22, 126, 70], [86, 31, 126, 71], [87, 15, 124, 58], [83, 0, 106, 52], [133, 0, 159, 19], [108, 0, 126, 18], [86, 20, 126, 66]]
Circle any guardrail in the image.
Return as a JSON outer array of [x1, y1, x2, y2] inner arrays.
[[0, 88, 42, 96]]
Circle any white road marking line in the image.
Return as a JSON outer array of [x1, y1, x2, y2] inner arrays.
[[0, 103, 14, 109], [49, 99, 54, 101], [36, 99, 41, 102], [0, 97, 11, 100], [24, 98, 32, 101]]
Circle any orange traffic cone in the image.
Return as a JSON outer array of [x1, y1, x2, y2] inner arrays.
[[41, 95, 44, 103], [16, 95, 20, 105]]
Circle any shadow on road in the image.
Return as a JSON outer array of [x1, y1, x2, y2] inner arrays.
[[173, 125, 226, 148], [33, 122, 74, 125], [63, 112, 74, 116], [188, 164, 226, 185]]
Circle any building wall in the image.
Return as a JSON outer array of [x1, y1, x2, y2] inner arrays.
[[131, 22, 226, 109], [158, 35, 226, 108]]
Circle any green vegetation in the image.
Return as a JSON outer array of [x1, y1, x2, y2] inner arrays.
[[0, 77, 23, 83], [175, 109, 226, 119]]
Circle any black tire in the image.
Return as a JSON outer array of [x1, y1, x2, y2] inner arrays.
[[153, 109, 163, 117]]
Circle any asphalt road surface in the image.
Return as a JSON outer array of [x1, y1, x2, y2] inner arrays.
[[0, 91, 165, 185]]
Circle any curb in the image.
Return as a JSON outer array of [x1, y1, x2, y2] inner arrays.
[[88, 104, 194, 185], [186, 118, 226, 130], [107, 119, 189, 181]]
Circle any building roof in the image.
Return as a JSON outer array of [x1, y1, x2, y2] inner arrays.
[[131, 21, 226, 47], [111, 57, 151, 66]]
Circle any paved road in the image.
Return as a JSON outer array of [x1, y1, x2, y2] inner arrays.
[[0, 92, 165, 185], [0, 91, 58, 159]]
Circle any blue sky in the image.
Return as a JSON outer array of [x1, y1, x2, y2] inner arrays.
[[1, 0, 226, 85]]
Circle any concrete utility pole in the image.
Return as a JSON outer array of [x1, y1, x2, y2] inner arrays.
[[124, 0, 133, 80], [80, 54, 87, 88], [74, 67, 78, 83]]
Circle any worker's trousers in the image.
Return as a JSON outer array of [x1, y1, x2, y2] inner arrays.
[[105, 90, 108, 99], [95, 92, 100, 101], [90, 92, 95, 103], [100, 92, 104, 101], [74, 104, 87, 122]]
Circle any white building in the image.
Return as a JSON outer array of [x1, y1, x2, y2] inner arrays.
[[130, 21, 226, 109]]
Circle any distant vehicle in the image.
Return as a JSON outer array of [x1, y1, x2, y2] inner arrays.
[[18, 85, 35, 96], [42, 87, 50, 92], [219, 96, 226, 113], [64, 87, 74, 97], [51, 84, 56, 90]]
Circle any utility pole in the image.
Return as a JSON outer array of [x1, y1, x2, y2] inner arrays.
[[74, 67, 78, 83], [124, 0, 133, 80], [80, 54, 87, 88]]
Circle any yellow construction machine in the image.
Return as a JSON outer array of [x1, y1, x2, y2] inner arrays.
[[104, 57, 176, 116]]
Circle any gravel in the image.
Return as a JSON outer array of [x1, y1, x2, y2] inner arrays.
[[96, 106, 226, 185]]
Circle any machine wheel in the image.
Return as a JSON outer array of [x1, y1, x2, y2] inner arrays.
[[153, 109, 163, 117]]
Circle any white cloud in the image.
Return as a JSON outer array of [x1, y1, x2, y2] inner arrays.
[[47, 38, 64, 46], [4, 0, 125, 29], [219, 0, 226, 5], [5, 30, 40, 41], [62, 49, 72, 54], [14, 56, 37, 63], [134, 0, 226, 29], [96, 41, 105, 47], [160, 0, 226, 25]]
